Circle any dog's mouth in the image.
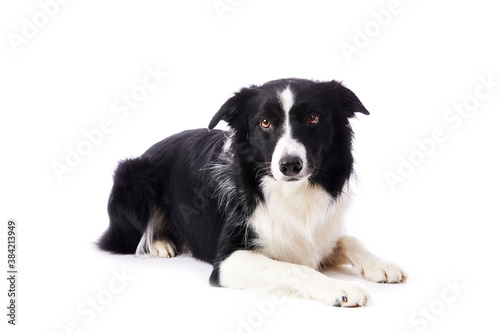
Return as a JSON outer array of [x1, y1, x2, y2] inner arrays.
[[279, 172, 312, 183], [285, 177, 300, 182]]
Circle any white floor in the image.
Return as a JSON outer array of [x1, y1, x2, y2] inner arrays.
[[2, 1, 500, 332], [8, 222, 499, 333]]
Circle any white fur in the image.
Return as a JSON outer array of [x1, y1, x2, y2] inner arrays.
[[278, 86, 295, 115], [336, 235, 407, 283], [250, 176, 351, 269], [219, 250, 370, 307], [204, 131, 238, 214], [272, 87, 309, 182], [221, 130, 234, 155], [136, 218, 156, 256]]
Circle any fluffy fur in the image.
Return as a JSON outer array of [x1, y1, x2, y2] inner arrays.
[[98, 78, 406, 307]]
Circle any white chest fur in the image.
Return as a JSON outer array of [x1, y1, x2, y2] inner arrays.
[[249, 176, 350, 269]]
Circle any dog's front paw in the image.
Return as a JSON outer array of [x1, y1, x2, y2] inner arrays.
[[360, 260, 407, 284], [310, 279, 371, 307], [331, 282, 371, 307]]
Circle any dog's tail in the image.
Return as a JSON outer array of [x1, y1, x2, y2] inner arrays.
[[97, 157, 161, 255]]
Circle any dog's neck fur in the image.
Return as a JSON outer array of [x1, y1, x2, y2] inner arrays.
[[249, 175, 350, 269]]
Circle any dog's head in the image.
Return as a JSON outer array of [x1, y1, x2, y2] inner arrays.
[[209, 78, 368, 189]]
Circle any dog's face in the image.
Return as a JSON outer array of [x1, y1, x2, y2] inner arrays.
[[209, 78, 369, 185]]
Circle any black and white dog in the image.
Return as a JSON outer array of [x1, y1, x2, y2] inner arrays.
[[98, 78, 406, 307]]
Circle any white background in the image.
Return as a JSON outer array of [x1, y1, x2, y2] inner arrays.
[[1, 0, 499, 332]]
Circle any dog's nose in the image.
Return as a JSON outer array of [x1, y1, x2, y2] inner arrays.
[[279, 156, 303, 176]]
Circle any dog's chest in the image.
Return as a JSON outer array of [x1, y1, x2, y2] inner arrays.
[[249, 178, 350, 268]]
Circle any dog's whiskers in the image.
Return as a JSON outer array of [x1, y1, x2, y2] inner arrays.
[[254, 162, 271, 179]]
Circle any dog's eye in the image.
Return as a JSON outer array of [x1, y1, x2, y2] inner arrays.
[[261, 119, 271, 129], [307, 114, 319, 125]]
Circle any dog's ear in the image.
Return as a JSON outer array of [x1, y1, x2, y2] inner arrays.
[[330, 81, 370, 117], [208, 86, 259, 131]]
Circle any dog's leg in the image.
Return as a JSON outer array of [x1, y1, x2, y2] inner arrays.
[[335, 235, 407, 283], [218, 250, 370, 307], [151, 239, 177, 258]]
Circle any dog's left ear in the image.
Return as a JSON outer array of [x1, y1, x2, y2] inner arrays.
[[332, 81, 370, 117], [208, 86, 259, 131]]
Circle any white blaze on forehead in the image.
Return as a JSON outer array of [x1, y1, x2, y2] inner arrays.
[[277, 86, 295, 137], [271, 86, 309, 181], [278, 86, 295, 115]]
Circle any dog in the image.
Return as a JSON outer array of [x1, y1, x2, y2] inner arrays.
[[98, 78, 406, 307]]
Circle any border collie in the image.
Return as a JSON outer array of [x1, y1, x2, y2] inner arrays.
[[98, 78, 406, 307]]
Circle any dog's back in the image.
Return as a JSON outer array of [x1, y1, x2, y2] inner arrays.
[[98, 129, 227, 262]]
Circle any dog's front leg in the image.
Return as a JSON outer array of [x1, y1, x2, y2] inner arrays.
[[216, 250, 370, 307], [336, 235, 407, 284]]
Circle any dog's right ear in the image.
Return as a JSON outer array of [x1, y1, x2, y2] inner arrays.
[[208, 86, 259, 130]]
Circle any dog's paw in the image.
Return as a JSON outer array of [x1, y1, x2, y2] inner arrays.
[[152, 239, 176, 258], [360, 260, 407, 284], [310, 279, 371, 307], [331, 282, 371, 307]]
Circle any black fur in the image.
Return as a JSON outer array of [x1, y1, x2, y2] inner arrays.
[[97, 78, 368, 286]]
